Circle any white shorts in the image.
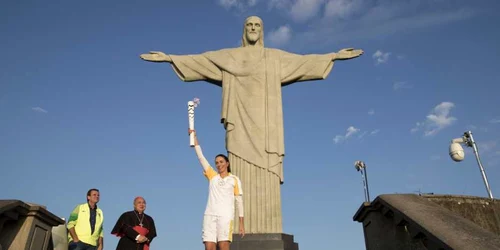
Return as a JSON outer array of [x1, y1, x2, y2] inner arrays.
[[202, 214, 234, 243]]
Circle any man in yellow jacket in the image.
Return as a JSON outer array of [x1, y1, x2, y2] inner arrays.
[[67, 188, 104, 250]]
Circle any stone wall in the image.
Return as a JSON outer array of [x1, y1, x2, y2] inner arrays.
[[0, 200, 65, 250], [353, 194, 500, 250]]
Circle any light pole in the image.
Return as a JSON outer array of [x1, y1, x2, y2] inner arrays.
[[355, 161, 371, 203], [449, 131, 494, 199]]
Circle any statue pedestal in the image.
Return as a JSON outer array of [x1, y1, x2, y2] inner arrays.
[[0, 200, 65, 250], [230, 233, 299, 250]]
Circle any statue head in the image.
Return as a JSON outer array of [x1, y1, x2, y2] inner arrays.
[[241, 16, 264, 47]]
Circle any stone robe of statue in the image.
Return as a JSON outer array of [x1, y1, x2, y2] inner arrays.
[[140, 16, 363, 234]]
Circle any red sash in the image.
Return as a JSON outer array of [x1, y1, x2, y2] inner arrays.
[[133, 226, 150, 250]]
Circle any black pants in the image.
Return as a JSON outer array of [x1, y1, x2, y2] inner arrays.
[[68, 241, 97, 250]]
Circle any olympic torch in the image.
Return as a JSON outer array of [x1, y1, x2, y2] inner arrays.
[[188, 98, 200, 147]]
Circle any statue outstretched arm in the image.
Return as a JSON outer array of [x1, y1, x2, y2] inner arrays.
[[140, 51, 172, 63], [279, 47, 363, 85], [141, 50, 222, 83]]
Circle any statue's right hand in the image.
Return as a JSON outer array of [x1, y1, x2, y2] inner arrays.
[[140, 51, 171, 62]]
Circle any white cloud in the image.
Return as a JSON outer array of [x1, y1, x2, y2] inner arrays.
[[373, 50, 390, 65], [221, 0, 474, 47], [217, 0, 477, 54], [346, 126, 359, 137], [290, 0, 325, 22], [220, 0, 476, 49], [427, 103, 456, 126], [489, 118, 500, 124], [333, 125, 360, 144], [269, 0, 325, 22], [411, 102, 457, 136], [268, 0, 287, 9], [218, 0, 238, 8], [333, 135, 344, 144], [324, 0, 362, 19], [410, 123, 421, 133], [32, 107, 48, 113], [393, 81, 413, 90], [358, 131, 368, 139], [218, 0, 257, 10], [334, 127, 378, 143], [292, 1, 476, 49], [368, 109, 375, 115], [267, 25, 292, 47]]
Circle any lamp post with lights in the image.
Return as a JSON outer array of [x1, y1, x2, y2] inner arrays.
[[355, 161, 371, 203], [449, 131, 493, 199]]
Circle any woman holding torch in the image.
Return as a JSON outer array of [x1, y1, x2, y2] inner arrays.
[[188, 128, 245, 250]]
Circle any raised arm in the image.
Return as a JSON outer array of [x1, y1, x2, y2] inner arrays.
[[189, 129, 211, 172], [140, 51, 172, 63]]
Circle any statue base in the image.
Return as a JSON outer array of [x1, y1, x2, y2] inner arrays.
[[229, 233, 299, 250]]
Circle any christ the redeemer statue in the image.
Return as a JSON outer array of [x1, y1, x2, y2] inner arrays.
[[140, 16, 363, 234]]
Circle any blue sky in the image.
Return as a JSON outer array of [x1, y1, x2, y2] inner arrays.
[[1, 0, 500, 249]]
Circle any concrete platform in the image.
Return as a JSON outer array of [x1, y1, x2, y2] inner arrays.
[[353, 194, 500, 250], [230, 233, 299, 250]]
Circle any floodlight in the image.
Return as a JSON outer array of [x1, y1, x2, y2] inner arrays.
[[449, 131, 493, 199], [355, 161, 370, 202]]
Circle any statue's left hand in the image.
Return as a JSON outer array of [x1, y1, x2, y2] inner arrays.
[[140, 51, 172, 63], [335, 48, 364, 60]]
